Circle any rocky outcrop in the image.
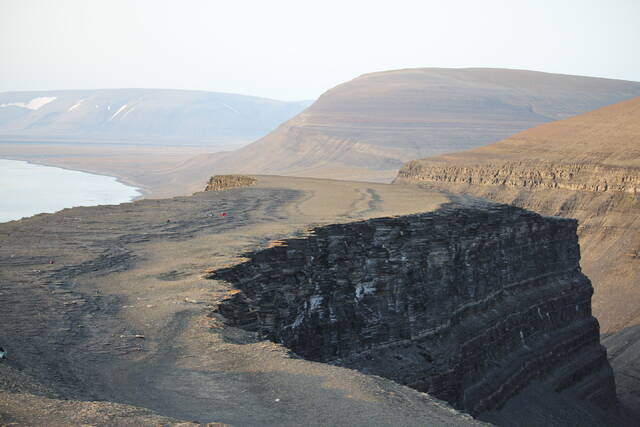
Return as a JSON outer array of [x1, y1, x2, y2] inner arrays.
[[204, 175, 257, 191], [394, 98, 640, 334], [394, 96, 640, 421], [397, 161, 640, 194], [212, 200, 616, 417]]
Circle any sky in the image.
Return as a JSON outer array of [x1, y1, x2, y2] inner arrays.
[[1, 0, 639, 101]]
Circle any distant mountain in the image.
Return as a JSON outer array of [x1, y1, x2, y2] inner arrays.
[[0, 89, 312, 148], [192, 68, 640, 181]]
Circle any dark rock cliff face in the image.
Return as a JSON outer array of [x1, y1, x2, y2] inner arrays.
[[212, 201, 616, 417], [392, 98, 640, 421]]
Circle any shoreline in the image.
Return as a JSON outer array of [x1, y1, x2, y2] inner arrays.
[[0, 158, 145, 223], [0, 156, 149, 200], [0, 142, 227, 199]]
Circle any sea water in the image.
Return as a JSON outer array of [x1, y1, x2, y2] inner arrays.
[[0, 159, 141, 223]]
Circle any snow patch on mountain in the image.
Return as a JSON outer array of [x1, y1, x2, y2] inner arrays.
[[108, 104, 128, 121], [68, 99, 85, 112], [0, 97, 57, 110]]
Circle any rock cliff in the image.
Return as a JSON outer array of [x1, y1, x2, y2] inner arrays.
[[398, 161, 640, 194], [204, 174, 257, 191], [394, 96, 640, 420], [212, 199, 616, 417], [0, 176, 489, 426]]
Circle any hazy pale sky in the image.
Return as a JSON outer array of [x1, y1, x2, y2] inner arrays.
[[1, 0, 639, 100]]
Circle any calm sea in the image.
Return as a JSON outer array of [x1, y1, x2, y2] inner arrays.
[[0, 159, 141, 223]]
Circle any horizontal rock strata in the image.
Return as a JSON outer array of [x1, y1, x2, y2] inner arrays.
[[396, 160, 640, 194], [212, 201, 616, 416], [393, 97, 640, 420], [204, 174, 257, 191]]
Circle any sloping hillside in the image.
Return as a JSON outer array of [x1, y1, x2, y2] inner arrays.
[[0, 89, 311, 148], [188, 68, 640, 182], [395, 96, 640, 420]]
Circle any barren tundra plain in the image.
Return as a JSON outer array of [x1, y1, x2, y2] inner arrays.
[[1, 176, 497, 426]]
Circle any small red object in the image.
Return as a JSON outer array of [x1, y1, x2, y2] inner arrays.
[[221, 212, 228, 217]]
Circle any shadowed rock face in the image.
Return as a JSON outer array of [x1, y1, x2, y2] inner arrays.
[[213, 200, 616, 417], [394, 96, 640, 420], [193, 68, 640, 182]]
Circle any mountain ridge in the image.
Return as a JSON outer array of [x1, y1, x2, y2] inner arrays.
[[0, 88, 312, 148], [182, 68, 640, 183]]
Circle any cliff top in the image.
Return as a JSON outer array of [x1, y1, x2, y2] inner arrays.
[[1, 176, 486, 426]]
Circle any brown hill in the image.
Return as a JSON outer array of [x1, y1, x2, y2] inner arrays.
[[172, 68, 640, 187], [395, 96, 640, 419], [7, 69, 640, 199]]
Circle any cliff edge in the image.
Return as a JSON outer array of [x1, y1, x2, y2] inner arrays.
[[395, 96, 640, 420], [0, 176, 620, 425], [213, 200, 616, 421]]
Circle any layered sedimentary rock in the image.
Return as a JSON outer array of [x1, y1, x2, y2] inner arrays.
[[182, 68, 640, 183], [213, 200, 616, 417], [204, 174, 257, 191], [398, 161, 640, 194], [394, 96, 640, 419]]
